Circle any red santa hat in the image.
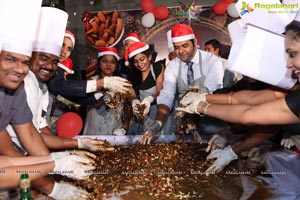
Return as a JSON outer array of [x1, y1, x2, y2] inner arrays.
[[98, 46, 120, 60], [65, 29, 76, 48], [171, 24, 195, 43], [124, 42, 149, 66], [58, 58, 74, 74], [123, 32, 141, 45]]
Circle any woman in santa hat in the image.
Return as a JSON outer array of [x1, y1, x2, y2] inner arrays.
[[124, 42, 164, 134], [83, 47, 131, 135]]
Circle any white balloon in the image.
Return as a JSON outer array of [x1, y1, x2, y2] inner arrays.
[[142, 12, 155, 28], [227, 3, 240, 18]]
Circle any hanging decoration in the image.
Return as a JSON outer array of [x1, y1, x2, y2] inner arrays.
[[212, 1, 229, 15], [176, 0, 207, 25], [153, 5, 169, 20], [142, 12, 155, 28], [141, 0, 155, 13], [227, 3, 240, 18]]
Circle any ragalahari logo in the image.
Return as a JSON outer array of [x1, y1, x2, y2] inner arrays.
[[240, 2, 254, 15]]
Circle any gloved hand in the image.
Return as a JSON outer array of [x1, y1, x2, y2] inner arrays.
[[179, 91, 207, 106], [49, 181, 88, 200], [205, 145, 237, 175], [51, 150, 96, 161], [103, 91, 116, 109], [139, 120, 162, 144], [53, 154, 95, 180], [280, 138, 294, 149], [132, 99, 141, 117], [78, 138, 115, 152], [113, 128, 126, 136], [103, 76, 132, 94], [141, 96, 154, 116], [206, 134, 227, 153]]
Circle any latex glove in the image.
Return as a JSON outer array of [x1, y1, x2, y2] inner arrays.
[[49, 181, 88, 200], [280, 138, 294, 149], [175, 102, 200, 114], [78, 138, 115, 152], [141, 96, 154, 116], [113, 128, 126, 136], [206, 134, 227, 153], [103, 76, 132, 94], [51, 150, 96, 161], [103, 91, 116, 109], [53, 154, 95, 180], [131, 99, 141, 116], [180, 91, 207, 107], [139, 120, 162, 145], [205, 145, 238, 174]]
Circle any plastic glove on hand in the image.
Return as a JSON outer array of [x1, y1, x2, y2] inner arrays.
[[53, 154, 95, 180], [49, 181, 89, 200], [131, 99, 141, 116], [141, 96, 154, 116], [179, 91, 207, 107], [78, 138, 115, 152], [103, 76, 132, 94], [205, 146, 237, 175], [139, 120, 162, 145], [113, 128, 126, 136], [176, 102, 200, 114], [206, 134, 227, 153], [103, 91, 116, 109], [280, 138, 294, 149]]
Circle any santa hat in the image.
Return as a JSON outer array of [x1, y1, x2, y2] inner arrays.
[[123, 32, 141, 45], [0, 0, 42, 57], [166, 30, 174, 52], [124, 42, 149, 66], [171, 24, 195, 43], [58, 58, 74, 74], [98, 46, 120, 60], [33, 7, 68, 57], [65, 29, 76, 48]]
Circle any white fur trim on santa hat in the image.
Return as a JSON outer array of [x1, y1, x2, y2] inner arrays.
[[58, 63, 74, 74], [98, 51, 120, 60], [123, 36, 140, 44], [128, 44, 149, 59], [65, 32, 75, 47], [172, 34, 195, 43]]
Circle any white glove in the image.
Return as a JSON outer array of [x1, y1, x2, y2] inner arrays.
[[49, 181, 88, 200], [113, 128, 126, 135], [280, 138, 294, 149], [139, 120, 162, 145], [206, 134, 227, 153], [180, 91, 207, 106], [53, 154, 95, 180], [78, 138, 115, 152], [51, 150, 96, 160], [205, 145, 237, 174], [103, 91, 116, 109], [141, 96, 154, 116], [131, 99, 141, 116], [103, 76, 132, 94]]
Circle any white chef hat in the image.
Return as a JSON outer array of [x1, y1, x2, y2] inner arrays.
[[33, 7, 68, 57], [294, 9, 300, 22], [0, 0, 42, 57]]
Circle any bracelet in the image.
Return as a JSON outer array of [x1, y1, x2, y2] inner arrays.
[[227, 91, 234, 105], [203, 103, 211, 115]]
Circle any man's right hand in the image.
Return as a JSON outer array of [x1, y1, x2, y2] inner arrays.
[[103, 76, 132, 94], [139, 120, 162, 144], [49, 181, 88, 200]]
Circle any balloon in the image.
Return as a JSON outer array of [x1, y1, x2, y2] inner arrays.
[[153, 5, 169, 20], [224, 0, 234, 3], [141, 0, 155, 13], [213, 1, 228, 15], [141, 12, 155, 28], [227, 3, 240, 18], [56, 112, 83, 138]]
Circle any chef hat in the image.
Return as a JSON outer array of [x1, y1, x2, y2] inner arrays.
[[0, 0, 42, 57], [98, 46, 120, 60], [167, 30, 174, 52], [33, 7, 68, 57], [58, 58, 74, 74], [171, 24, 195, 43], [124, 42, 149, 66], [123, 32, 141, 45], [65, 29, 76, 48]]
